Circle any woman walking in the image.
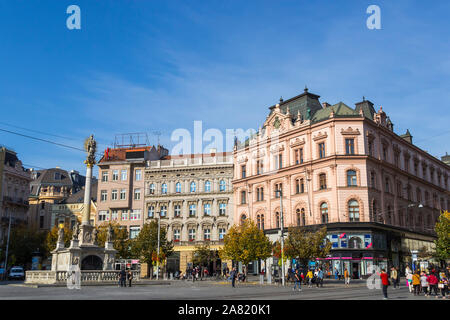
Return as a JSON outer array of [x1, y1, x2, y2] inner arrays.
[[412, 270, 421, 296], [420, 271, 429, 296], [405, 266, 413, 293], [344, 268, 350, 287], [306, 269, 313, 288]]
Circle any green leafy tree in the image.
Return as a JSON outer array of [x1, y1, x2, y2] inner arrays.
[[434, 210, 450, 263], [285, 226, 331, 266], [192, 243, 213, 267], [130, 220, 173, 278], [96, 221, 131, 259], [220, 220, 272, 275], [0, 225, 47, 269]]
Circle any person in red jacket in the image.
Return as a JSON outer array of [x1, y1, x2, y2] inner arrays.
[[427, 272, 439, 297], [380, 269, 389, 299]]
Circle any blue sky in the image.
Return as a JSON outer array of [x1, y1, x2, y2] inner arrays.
[[0, 0, 449, 175]]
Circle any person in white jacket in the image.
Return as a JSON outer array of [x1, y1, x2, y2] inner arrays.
[[405, 265, 413, 293]]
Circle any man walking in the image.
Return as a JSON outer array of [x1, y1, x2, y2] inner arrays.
[[380, 269, 389, 299], [390, 267, 398, 289], [230, 267, 237, 288], [344, 268, 350, 287], [119, 268, 126, 287], [293, 269, 302, 292], [127, 269, 133, 287], [316, 268, 324, 288]]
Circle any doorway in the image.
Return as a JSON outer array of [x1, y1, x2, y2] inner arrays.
[[81, 255, 103, 270], [352, 262, 360, 279]]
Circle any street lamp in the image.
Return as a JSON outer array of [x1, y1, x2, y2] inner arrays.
[[3, 209, 12, 281], [156, 211, 161, 280], [276, 189, 285, 287]]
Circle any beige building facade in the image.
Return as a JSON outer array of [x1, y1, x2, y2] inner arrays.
[[144, 152, 234, 274]]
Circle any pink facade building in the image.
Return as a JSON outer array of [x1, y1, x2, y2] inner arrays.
[[232, 89, 449, 276]]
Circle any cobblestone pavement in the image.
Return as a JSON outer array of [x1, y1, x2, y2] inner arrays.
[[0, 279, 447, 300]]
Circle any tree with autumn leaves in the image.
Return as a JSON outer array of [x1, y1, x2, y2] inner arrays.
[[434, 210, 450, 264], [96, 221, 131, 259], [130, 220, 173, 278], [282, 226, 331, 266], [220, 219, 272, 275]]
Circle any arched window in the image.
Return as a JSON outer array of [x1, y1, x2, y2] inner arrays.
[[257, 215, 261, 230], [204, 180, 211, 192], [296, 209, 301, 226], [190, 182, 196, 193], [161, 183, 167, 194], [347, 170, 357, 186], [260, 214, 265, 230], [320, 202, 328, 223], [348, 236, 362, 249], [175, 182, 181, 193], [275, 212, 280, 228], [301, 208, 306, 226], [240, 214, 247, 225], [149, 183, 155, 194], [348, 200, 360, 222], [219, 180, 226, 192]]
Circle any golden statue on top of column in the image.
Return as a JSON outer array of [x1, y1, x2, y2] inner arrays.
[[83, 134, 97, 166]]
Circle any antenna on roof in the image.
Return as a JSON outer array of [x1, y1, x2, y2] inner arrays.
[[153, 131, 161, 146]]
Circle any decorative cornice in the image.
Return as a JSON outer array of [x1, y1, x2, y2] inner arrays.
[[340, 127, 361, 136], [290, 137, 306, 148], [313, 132, 328, 141]]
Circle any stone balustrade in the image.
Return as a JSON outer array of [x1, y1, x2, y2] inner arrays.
[[26, 270, 141, 285]]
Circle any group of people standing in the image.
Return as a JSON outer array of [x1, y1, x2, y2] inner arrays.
[[407, 265, 448, 299], [118, 269, 133, 287], [290, 267, 324, 291]]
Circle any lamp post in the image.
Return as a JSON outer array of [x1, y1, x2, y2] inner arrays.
[[3, 209, 12, 280], [276, 189, 285, 287], [156, 211, 161, 280]]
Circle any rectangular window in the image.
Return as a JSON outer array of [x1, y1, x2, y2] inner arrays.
[[294, 148, 303, 164], [112, 170, 119, 181], [111, 210, 118, 221], [219, 203, 227, 216], [98, 210, 108, 221], [130, 210, 141, 220], [121, 210, 128, 220], [219, 228, 226, 240], [174, 205, 181, 217], [345, 139, 355, 155], [241, 165, 246, 179], [111, 189, 118, 200], [147, 206, 154, 218], [101, 190, 107, 202], [319, 174, 327, 190], [241, 191, 246, 204], [189, 204, 196, 217], [160, 205, 167, 217], [204, 229, 211, 240], [368, 141, 373, 156], [318, 143, 325, 159], [134, 188, 141, 200], [101, 171, 108, 182], [173, 229, 180, 241], [120, 189, 126, 200], [204, 203, 211, 216], [121, 169, 127, 181], [275, 183, 282, 198], [189, 229, 196, 241], [130, 227, 140, 239], [135, 169, 142, 181]]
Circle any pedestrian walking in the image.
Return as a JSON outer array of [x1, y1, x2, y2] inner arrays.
[[390, 267, 398, 289], [127, 269, 133, 287], [412, 270, 421, 295], [405, 265, 413, 293], [230, 267, 237, 288], [438, 273, 448, 299], [316, 268, 324, 288], [334, 267, 339, 280], [427, 272, 439, 298], [119, 268, 126, 287], [380, 269, 389, 299], [293, 269, 302, 292], [344, 268, 350, 286], [306, 269, 313, 288], [420, 271, 429, 296]]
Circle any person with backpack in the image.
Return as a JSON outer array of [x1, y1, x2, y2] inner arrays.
[[427, 272, 439, 297]]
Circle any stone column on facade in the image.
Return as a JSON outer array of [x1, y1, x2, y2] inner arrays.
[[285, 175, 291, 226]]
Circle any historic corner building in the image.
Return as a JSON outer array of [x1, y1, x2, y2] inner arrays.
[[0, 146, 31, 244], [232, 88, 450, 278], [145, 151, 234, 275]]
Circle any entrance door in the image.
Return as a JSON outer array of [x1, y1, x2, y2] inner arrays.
[[352, 262, 359, 279]]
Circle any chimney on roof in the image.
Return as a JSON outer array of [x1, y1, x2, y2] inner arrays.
[[209, 148, 217, 155], [322, 102, 331, 108]]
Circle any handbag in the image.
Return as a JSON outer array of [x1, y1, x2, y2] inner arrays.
[[438, 283, 444, 289]]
